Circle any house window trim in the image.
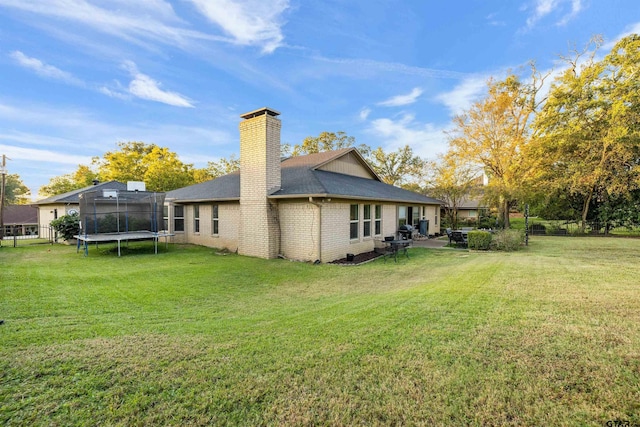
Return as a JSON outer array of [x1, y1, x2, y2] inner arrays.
[[174, 205, 185, 233], [193, 205, 200, 234], [349, 204, 359, 241], [211, 204, 219, 236], [363, 204, 372, 239], [374, 204, 382, 236]]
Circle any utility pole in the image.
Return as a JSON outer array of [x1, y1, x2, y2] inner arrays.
[[0, 154, 7, 245]]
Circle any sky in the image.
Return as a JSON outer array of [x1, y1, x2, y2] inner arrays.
[[1, 0, 639, 200]]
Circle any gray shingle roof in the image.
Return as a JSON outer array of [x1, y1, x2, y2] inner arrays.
[[166, 149, 443, 205], [35, 181, 127, 204], [3, 205, 38, 224]]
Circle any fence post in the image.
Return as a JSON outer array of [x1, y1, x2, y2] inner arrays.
[[525, 204, 529, 246]]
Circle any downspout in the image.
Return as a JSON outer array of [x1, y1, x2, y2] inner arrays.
[[308, 197, 322, 263]]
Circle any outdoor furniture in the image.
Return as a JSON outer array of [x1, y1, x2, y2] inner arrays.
[[450, 230, 468, 247], [382, 239, 411, 262]]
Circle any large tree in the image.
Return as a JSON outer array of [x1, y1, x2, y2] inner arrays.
[[282, 131, 370, 157], [448, 70, 546, 228], [204, 154, 240, 179], [39, 165, 98, 197], [368, 145, 425, 186], [93, 142, 197, 192], [425, 153, 481, 230], [3, 174, 31, 205], [532, 35, 640, 226]]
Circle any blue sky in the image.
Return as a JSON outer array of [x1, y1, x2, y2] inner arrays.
[[1, 0, 639, 199]]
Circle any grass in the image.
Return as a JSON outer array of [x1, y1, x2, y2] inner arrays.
[[1, 238, 639, 426]]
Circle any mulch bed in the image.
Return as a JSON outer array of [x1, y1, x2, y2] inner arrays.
[[330, 251, 383, 265]]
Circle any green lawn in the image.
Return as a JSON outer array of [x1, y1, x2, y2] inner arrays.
[[1, 238, 639, 426]]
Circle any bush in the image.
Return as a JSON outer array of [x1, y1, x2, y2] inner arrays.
[[50, 213, 80, 241], [468, 230, 492, 250], [490, 229, 524, 251]]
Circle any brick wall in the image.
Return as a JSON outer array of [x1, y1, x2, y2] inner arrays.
[[238, 110, 282, 259], [279, 201, 319, 261]]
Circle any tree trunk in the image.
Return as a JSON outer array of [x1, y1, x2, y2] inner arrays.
[[581, 190, 593, 231], [502, 199, 511, 229]]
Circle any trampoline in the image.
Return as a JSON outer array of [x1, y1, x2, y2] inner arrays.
[[74, 187, 173, 256]]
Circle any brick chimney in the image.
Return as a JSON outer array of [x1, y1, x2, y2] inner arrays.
[[238, 107, 281, 259]]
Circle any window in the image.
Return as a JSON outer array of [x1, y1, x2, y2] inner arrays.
[[350, 204, 359, 240], [212, 204, 219, 235], [398, 206, 407, 227], [469, 210, 478, 218], [163, 205, 169, 231], [174, 205, 184, 232], [194, 205, 200, 233], [363, 204, 371, 238], [374, 205, 382, 236]]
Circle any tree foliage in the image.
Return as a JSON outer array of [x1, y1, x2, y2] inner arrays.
[[368, 145, 425, 186], [448, 69, 546, 228], [204, 154, 240, 179], [39, 165, 98, 197], [531, 35, 640, 226], [282, 131, 369, 157], [425, 153, 481, 230], [3, 174, 32, 205], [92, 142, 196, 191]]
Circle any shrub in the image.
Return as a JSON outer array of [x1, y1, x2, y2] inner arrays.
[[50, 213, 80, 241], [468, 230, 492, 250], [490, 229, 524, 251]]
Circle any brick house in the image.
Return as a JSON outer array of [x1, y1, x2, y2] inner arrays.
[[165, 107, 443, 263]]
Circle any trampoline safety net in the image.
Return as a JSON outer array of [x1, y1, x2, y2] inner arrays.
[[78, 189, 166, 234]]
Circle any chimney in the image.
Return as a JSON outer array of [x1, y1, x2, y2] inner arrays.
[[238, 107, 281, 259]]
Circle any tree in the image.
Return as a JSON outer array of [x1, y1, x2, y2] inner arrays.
[[4, 174, 32, 205], [92, 142, 197, 192], [204, 154, 240, 179], [448, 69, 547, 228], [282, 131, 370, 157], [368, 145, 425, 186], [425, 153, 481, 230], [39, 165, 98, 197], [532, 35, 640, 227]]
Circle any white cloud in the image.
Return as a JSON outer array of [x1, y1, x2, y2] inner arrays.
[[9, 51, 84, 86], [99, 86, 130, 100], [0, 143, 91, 165], [524, 0, 584, 29], [368, 113, 448, 159], [122, 61, 194, 107], [377, 87, 423, 107], [0, 0, 228, 52], [359, 108, 371, 121], [525, 0, 558, 28], [189, 0, 289, 53], [556, 0, 583, 26], [434, 75, 488, 116]]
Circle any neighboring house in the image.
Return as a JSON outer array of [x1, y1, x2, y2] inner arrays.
[[35, 181, 127, 228], [455, 196, 488, 222], [165, 107, 443, 263], [2, 205, 38, 237]]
